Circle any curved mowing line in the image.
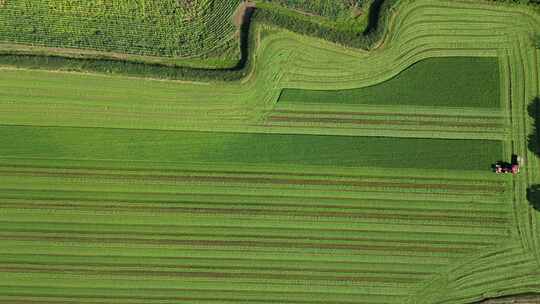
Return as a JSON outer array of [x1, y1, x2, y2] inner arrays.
[[278, 57, 500, 109]]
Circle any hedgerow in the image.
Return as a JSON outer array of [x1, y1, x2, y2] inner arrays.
[[258, 0, 368, 20], [253, 0, 397, 49]]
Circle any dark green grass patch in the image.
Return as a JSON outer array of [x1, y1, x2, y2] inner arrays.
[[279, 57, 500, 108], [0, 125, 502, 170]]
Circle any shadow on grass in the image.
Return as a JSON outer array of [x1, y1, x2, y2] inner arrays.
[[527, 185, 540, 211], [527, 98, 540, 212], [527, 97, 540, 156], [363, 0, 385, 35], [234, 6, 255, 70]]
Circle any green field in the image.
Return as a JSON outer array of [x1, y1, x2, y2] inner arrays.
[[0, 0, 539, 304], [0, 125, 502, 170], [279, 57, 501, 108]]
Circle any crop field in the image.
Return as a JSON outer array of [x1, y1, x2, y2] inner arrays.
[[0, 0, 241, 59], [0, 0, 539, 304]]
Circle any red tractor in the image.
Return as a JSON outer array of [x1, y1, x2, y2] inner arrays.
[[494, 154, 521, 175]]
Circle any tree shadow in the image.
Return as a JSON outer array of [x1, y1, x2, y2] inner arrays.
[[527, 97, 540, 156], [234, 5, 255, 71], [527, 185, 540, 211], [363, 0, 385, 35]]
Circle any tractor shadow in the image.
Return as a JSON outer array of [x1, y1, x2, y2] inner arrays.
[[527, 97, 540, 156], [527, 185, 540, 211]]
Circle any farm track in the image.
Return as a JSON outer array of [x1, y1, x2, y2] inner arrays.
[[0, 0, 539, 303]]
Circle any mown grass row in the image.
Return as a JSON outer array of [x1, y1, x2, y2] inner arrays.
[[263, 108, 509, 140]]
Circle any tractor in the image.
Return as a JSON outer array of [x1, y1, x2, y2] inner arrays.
[[493, 154, 521, 175]]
